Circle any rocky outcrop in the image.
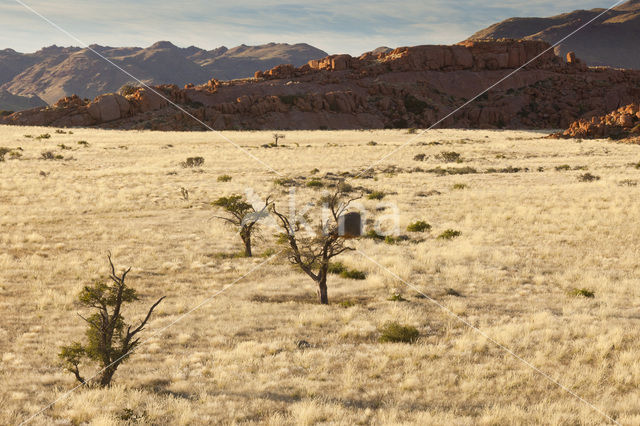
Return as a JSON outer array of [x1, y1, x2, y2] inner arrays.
[[3, 40, 640, 131], [550, 104, 640, 140]]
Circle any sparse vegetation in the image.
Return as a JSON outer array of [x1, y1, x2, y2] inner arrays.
[[58, 254, 164, 387], [0, 147, 10, 162], [36, 133, 51, 140], [119, 84, 140, 96], [452, 183, 467, 190], [306, 179, 323, 188], [217, 174, 232, 182], [41, 151, 64, 160]]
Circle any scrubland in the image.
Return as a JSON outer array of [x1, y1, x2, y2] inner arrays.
[[0, 126, 639, 425]]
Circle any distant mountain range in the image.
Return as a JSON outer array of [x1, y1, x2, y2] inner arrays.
[[0, 41, 327, 110], [469, 0, 640, 69]]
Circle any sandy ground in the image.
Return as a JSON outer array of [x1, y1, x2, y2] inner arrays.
[[1, 126, 639, 425]]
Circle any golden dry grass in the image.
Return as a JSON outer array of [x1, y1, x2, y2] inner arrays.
[[1, 126, 639, 425]]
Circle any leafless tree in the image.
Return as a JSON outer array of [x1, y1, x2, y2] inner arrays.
[[58, 254, 165, 387], [270, 186, 361, 304], [272, 133, 285, 146]]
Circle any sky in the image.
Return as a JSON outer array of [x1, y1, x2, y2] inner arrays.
[[0, 0, 613, 55]]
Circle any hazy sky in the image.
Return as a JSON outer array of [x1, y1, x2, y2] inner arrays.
[[1, 0, 613, 55]]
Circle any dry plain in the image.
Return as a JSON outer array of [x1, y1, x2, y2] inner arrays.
[[0, 126, 639, 425]]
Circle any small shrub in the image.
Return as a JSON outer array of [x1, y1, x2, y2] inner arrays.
[[55, 129, 67, 134], [378, 322, 419, 343], [452, 183, 467, 190], [340, 269, 366, 280], [367, 141, 378, 146], [338, 300, 356, 308], [384, 235, 409, 244], [41, 151, 63, 160], [618, 179, 638, 187], [365, 230, 386, 241], [555, 164, 571, 171], [181, 156, 205, 168], [217, 174, 232, 182], [406, 128, 418, 134], [36, 133, 51, 140], [407, 221, 431, 232], [310, 168, 320, 174], [0, 147, 11, 162], [328, 262, 347, 275], [570, 288, 595, 298], [261, 248, 277, 258], [436, 151, 462, 163], [367, 190, 385, 200], [445, 288, 462, 297], [578, 173, 600, 182], [438, 229, 461, 240], [274, 177, 296, 187], [387, 293, 407, 302], [58, 144, 72, 150], [306, 179, 324, 188], [413, 154, 426, 161], [77, 140, 89, 146]]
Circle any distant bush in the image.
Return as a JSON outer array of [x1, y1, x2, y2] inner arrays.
[[407, 221, 431, 232], [328, 262, 366, 280], [413, 154, 426, 161], [181, 156, 205, 168], [41, 151, 63, 160], [77, 140, 89, 147], [0, 147, 11, 162], [378, 322, 419, 343], [570, 288, 595, 298], [436, 151, 462, 163], [36, 133, 51, 140], [452, 183, 467, 190], [438, 229, 461, 240], [367, 141, 378, 146], [387, 292, 407, 302], [55, 129, 67, 134], [217, 174, 232, 182], [365, 230, 386, 241], [578, 173, 600, 182], [555, 164, 571, 171], [306, 179, 323, 188], [367, 190, 385, 200]]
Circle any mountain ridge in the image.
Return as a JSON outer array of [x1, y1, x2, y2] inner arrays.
[[0, 41, 328, 107], [468, 0, 640, 69]]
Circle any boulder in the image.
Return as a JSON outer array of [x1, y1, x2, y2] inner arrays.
[[87, 93, 130, 122]]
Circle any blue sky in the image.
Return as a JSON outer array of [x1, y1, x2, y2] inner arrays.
[[0, 0, 612, 55]]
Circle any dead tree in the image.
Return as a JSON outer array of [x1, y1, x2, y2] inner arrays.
[[272, 133, 285, 146], [58, 254, 165, 387], [212, 194, 270, 257], [271, 186, 360, 304]]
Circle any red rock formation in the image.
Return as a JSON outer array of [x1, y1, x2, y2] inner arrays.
[[551, 103, 640, 140], [2, 40, 640, 132]]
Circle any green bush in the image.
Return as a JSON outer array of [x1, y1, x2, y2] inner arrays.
[[36, 133, 51, 140], [367, 190, 385, 200], [438, 229, 461, 240], [217, 174, 232, 182], [570, 288, 595, 298], [328, 262, 347, 275], [119, 84, 139, 96], [306, 179, 323, 188], [378, 322, 419, 343], [387, 293, 407, 302], [452, 183, 467, 190], [77, 140, 89, 147], [367, 141, 378, 146], [407, 221, 431, 232], [365, 230, 386, 241], [341, 269, 366, 280]]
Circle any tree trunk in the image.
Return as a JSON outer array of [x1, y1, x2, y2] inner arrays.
[[98, 365, 117, 387], [317, 269, 328, 305], [241, 232, 252, 257]]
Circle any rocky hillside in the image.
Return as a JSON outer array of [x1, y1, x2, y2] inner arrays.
[[3, 40, 640, 131], [0, 90, 45, 113], [469, 0, 640, 69], [0, 42, 327, 106]]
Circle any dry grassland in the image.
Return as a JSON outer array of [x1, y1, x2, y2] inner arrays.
[[0, 126, 639, 425]]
